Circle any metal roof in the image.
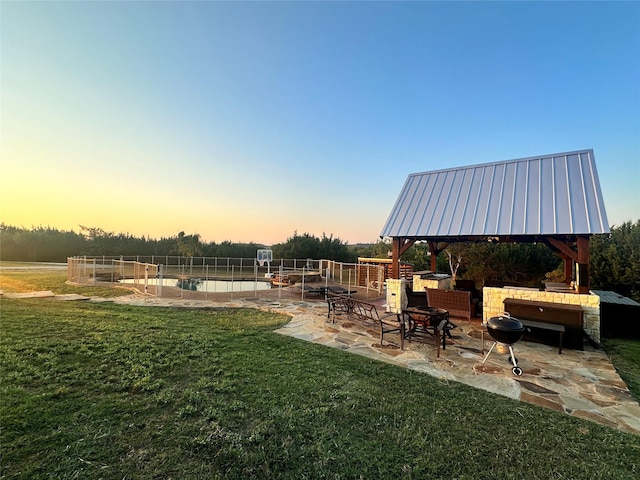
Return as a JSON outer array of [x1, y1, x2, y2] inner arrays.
[[380, 149, 610, 239]]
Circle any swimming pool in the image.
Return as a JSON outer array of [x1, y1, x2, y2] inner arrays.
[[119, 277, 272, 292]]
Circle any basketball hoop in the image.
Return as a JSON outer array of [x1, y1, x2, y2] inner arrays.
[[257, 249, 273, 273]]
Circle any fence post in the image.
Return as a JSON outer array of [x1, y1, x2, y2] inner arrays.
[[157, 263, 163, 297], [231, 265, 234, 295], [366, 265, 370, 298], [254, 261, 258, 298], [205, 264, 209, 300]]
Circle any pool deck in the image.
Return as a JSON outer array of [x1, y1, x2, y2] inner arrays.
[[3, 289, 639, 436]]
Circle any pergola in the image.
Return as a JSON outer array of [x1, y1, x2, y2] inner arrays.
[[380, 149, 610, 294]]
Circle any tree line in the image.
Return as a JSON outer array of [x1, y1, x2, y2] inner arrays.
[[2, 221, 638, 301], [0, 225, 355, 263]]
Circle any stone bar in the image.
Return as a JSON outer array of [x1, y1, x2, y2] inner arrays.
[[483, 286, 601, 343]]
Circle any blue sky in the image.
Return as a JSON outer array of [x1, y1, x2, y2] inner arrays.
[[2, 1, 639, 245]]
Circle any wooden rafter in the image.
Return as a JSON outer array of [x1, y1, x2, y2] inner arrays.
[[546, 237, 578, 263]]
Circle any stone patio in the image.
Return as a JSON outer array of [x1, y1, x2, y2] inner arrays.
[[271, 298, 640, 436]]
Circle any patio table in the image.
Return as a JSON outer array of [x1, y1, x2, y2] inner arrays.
[[403, 306, 455, 357]]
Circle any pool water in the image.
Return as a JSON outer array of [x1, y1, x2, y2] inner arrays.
[[119, 278, 271, 292]]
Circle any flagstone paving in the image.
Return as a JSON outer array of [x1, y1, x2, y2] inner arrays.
[[3, 290, 639, 435]]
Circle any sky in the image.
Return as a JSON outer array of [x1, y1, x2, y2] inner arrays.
[[1, 1, 639, 246]]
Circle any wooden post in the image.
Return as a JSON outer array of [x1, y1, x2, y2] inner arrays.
[[390, 238, 416, 279], [429, 241, 438, 272], [391, 238, 401, 280], [576, 236, 590, 294], [563, 254, 573, 284], [427, 241, 449, 273]]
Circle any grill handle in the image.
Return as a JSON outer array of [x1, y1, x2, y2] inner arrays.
[[482, 311, 511, 327]]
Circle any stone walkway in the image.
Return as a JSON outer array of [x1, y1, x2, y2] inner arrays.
[[3, 290, 639, 435]]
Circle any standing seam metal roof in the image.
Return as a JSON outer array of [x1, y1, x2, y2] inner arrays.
[[380, 149, 610, 238]]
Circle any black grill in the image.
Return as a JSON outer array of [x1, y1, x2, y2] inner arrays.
[[482, 313, 525, 376]]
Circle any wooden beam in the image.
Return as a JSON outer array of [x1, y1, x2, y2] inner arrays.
[[546, 237, 578, 263], [398, 238, 416, 257]]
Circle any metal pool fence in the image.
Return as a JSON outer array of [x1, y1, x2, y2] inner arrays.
[[67, 256, 385, 300]]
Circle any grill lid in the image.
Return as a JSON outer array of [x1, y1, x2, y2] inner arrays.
[[487, 314, 524, 333]]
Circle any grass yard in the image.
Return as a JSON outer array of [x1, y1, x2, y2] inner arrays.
[[0, 266, 131, 298], [603, 338, 640, 402], [1, 299, 640, 479]]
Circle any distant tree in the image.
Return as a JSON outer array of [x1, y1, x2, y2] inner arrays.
[[79, 226, 114, 256], [351, 239, 391, 259], [318, 233, 356, 262], [201, 240, 265, 258], [590, 220, 640, 302], [455, 242, 559, 287], [176, 231, 202, 257], [272, 232, 353, 262], [0, 224, 86, 261], [402, 242, 432, 272]]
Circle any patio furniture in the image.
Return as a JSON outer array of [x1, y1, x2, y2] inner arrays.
[[520, 319, 565, 354], [327, 293, 353, 320], [405, 284, 428, 307], [378, 312, 405, 350], [403, 306, 456, 357], [425, 288, 473, 321], [326, 293, 405, 349], [296, 285, 325, 298], [327, 286, 357, 296]]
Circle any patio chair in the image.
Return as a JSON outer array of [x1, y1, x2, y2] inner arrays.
[[379, 313, 405, 349]]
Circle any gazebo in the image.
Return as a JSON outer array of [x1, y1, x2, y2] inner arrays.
[[380, 149, 610, 294]]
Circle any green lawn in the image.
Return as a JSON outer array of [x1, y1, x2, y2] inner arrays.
[[1, 299, 639, 479], [0, 266, 131, 298], [603, 338, 640, 402]]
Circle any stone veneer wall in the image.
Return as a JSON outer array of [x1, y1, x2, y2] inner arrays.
[[482, 287, 601, 343], [412, 275, 452, 292]]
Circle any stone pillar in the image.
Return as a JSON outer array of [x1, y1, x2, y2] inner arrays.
[[386, 278, 407, 313]]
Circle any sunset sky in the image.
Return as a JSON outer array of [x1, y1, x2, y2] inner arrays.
[[2, 1, 639, 246]]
